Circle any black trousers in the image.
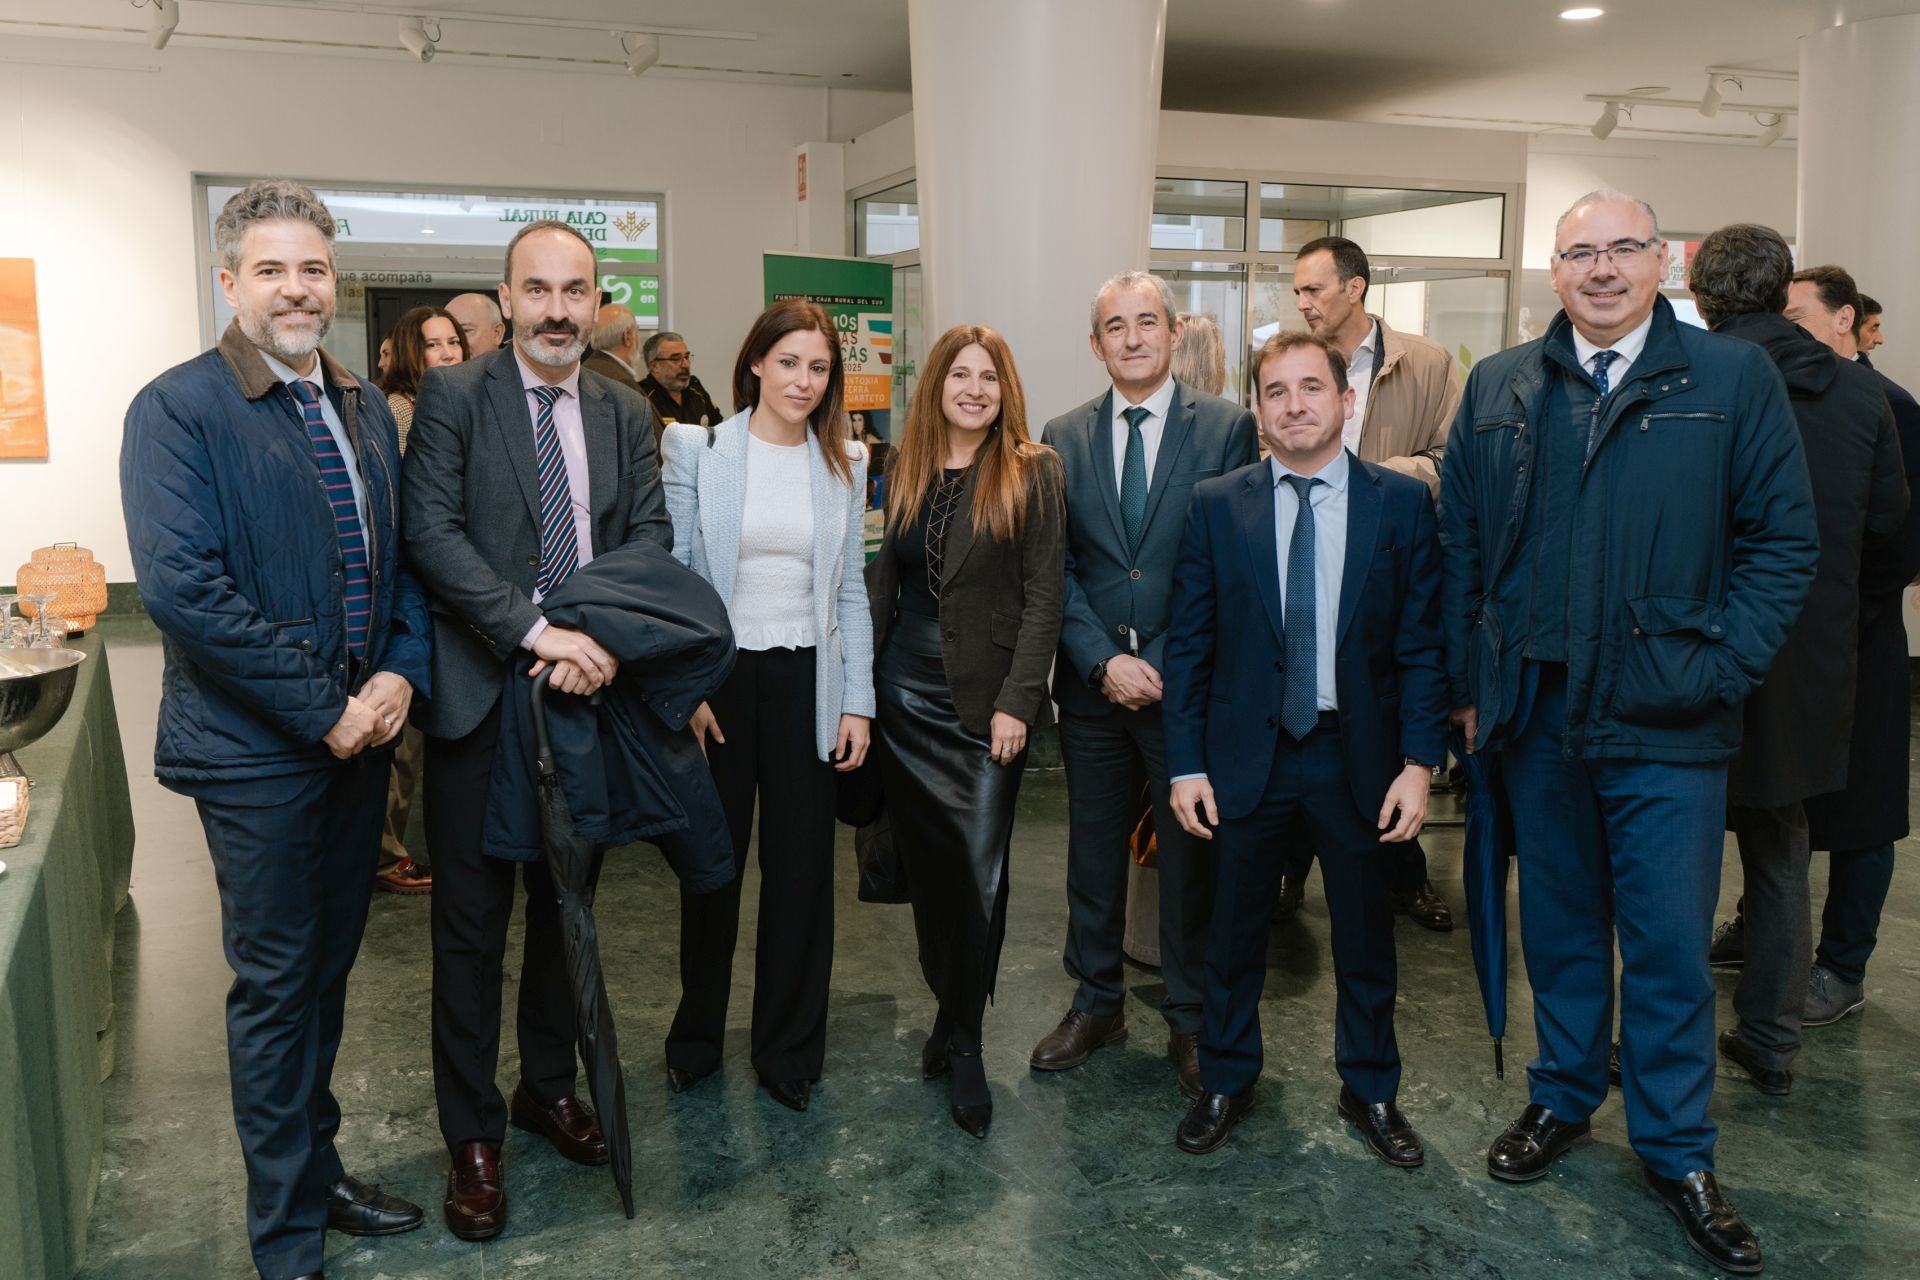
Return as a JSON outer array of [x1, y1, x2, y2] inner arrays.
[[195, 757, 387, 1280], [666, 646, 839, 1082], [1202, 723, 1401, 1101], [426, 702, 603, 1153], [1058, 703, 1212, 1034]]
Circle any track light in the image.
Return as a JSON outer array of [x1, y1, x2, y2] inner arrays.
[[1591, 101, 1622, 140], [1756, 113, 1788, 147], [620, 32, 660, 76], [399, 16, 436, 63], [137, 0, 179, 51], [1699, 73, 1741, 118]]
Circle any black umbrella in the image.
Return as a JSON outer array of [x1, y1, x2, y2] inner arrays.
[[1454, 728, 1514, 1080], [529, 674, 635, 1218]]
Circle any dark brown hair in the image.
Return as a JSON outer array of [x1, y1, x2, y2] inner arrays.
[[1791, 265, 1862, 320], [1253, 329, 1349, 394], [1295, 235, 1371, 303], [379, 305, 469, 398], [731, 298, 854, 487], [887, 324, 1044, 543], [1689, 223, 1794, 328]]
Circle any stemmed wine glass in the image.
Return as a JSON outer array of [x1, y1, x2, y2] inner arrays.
[[22, 593, 59, 646]]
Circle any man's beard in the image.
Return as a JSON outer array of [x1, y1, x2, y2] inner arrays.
[[517, 320, 588, 369], [241, 301, 333, 363], [661, 370, 691, 392]]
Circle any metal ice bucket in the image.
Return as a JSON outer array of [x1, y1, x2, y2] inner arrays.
[[0, 646, 86, 762]]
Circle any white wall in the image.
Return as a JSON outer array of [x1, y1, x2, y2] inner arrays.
[[1157, 111, 1531, 184], [0, 35, 905, 581], [1523, 135, 1800, 264]]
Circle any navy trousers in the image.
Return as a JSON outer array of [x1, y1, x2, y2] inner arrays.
[[1817, 842, 1898, 985], [194, 756, 389, 1280], [1199, 722, 1400, 1102], [1059, 704, 1213, 1034], [1501, 662, 1726, 1179]]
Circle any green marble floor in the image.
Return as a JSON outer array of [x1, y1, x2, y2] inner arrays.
[[76, 620, 1920, 1278]]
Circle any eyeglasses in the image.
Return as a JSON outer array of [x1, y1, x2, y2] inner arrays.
[[1553, 238, 1663, 269], [652, 352, 692, 365]]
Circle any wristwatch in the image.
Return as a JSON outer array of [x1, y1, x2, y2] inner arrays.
[[1089, 659, 1110, 687], [1404, 756, 1436, 771]]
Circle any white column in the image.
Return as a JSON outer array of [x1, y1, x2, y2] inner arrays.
[[794, 141, 847, 256], [1799, 0, 1920, 390], [908, 0, 1167, 423]]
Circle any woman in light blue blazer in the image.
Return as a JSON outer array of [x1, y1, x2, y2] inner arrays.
[[658, 298, 873, 1112]]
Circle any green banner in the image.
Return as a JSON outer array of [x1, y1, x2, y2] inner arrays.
[[599, 248, 660, 324], [762, 253, 895, 421]]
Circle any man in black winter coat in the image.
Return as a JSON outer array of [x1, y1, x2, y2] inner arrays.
[[1713, 267, 1920, 1026], [1690, 228, 1908, 1096]]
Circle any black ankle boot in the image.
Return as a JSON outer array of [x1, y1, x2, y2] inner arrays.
[[947, 1045, 991, 1139]]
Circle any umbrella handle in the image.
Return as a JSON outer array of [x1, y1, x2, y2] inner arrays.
[[528, 670, 558, 779]]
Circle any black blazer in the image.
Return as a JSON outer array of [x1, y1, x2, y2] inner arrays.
[[402, 348, 672, 740], [1163, 456, 1448, 822], [867, 447, 1066, 734], [1040, 380, 1257, 717]]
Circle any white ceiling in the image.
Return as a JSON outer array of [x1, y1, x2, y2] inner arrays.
[[0, 0, 1816, 145]]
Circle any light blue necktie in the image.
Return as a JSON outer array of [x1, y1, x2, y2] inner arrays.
[[1281, 473, 1322, 741], [1120, 405, 1149, 552], [532, 385, 582, 594]]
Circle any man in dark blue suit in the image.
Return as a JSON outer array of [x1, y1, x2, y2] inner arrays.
[[1034, 271, 1257, 1098], [1161, 331, 1447, 1164]]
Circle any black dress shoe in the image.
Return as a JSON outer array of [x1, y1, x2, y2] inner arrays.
[[1272, 874, 1305, 924], [760, 1075, 812, 1112], [1487, 1103, 1592, 1182], [1028, 1009, 1126, 1071], [325, 1174, 424, 1236], [1167, 1031, 1203, 1101], [1609, 1040, 1622, 1088], [1718, 1030, 1792, 1096], [947, 1047, 992, 1139], [1645, 1169, 1764, 1274], [666, 1065, 712, 1094], [1337, 1085, 1425, 1168], [1175, 1090, 1255, 1155], [1393, 880, 1455, 932], [1710, 914, 1746, 968]]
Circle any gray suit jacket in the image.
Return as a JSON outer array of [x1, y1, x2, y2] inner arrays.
[[1041, 378, 1257, 718], [402, 348, 672, 739]]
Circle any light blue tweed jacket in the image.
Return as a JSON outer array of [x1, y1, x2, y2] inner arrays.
[[660, 411, 874, 760]]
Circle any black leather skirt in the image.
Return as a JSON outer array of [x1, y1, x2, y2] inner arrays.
[[873, 610, 1023, 1031]]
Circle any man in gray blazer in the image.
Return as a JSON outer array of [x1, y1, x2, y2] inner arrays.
[[402, 219, 671, 1241], [1034, 271, 1258, 1098]]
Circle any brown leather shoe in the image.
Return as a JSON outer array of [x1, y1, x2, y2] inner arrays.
[[1168, 1032, 1203, 1101], [443, 1141, 505, 1241], [1029, 1009, 1127, 1071], [509, 1080, 609, 1165], [376, 857, 433, 895]]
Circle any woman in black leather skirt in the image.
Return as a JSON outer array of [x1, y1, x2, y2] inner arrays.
[[866, 324, 1065, 1138]]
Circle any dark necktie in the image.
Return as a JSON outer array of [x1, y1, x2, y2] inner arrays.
[[288, 379, 370, 658], [1591, 349, 1617, 398], [1281, 473, 1322, 741], [532, 384, 583, 595], [1120, 404, 1149, 551]]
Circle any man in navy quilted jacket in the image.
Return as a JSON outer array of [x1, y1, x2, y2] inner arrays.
[[121, 178, 433, 1280]]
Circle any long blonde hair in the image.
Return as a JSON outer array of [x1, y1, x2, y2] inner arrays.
[[887, 325, 1040, 543], [1172, 312, 1227, 396]]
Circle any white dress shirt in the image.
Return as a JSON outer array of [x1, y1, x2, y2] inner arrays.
[[260, 349, 367, 529], [1344, 320, 1380, 454], [1571, 309, 1654, 391], [1110, 375, 1177, 491], [1272, 449, 1349, 713]]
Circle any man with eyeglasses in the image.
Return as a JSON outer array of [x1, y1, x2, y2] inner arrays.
[[639, 330, 719, 436], [1438, 190, 1818, 1275]]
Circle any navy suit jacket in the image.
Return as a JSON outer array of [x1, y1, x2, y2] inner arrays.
[[1163, 454, 1448, 823], [1042, 379, 1257, 717]]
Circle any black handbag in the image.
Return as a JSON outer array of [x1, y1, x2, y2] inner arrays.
[[834, 755, 884, 828], [854, 810, 909, 904]]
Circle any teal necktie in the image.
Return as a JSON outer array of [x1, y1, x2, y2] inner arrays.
[[1120, 405, 1149, 551]]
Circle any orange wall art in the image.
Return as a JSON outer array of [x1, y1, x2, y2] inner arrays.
[[0, 259, 48, 460]]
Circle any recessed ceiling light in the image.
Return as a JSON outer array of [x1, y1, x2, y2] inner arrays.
[[420, 228, 436, 235], [1561, 7, 1605, 18]]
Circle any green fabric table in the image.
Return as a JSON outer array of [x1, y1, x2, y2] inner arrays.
[[0, 636, 136, 1279]]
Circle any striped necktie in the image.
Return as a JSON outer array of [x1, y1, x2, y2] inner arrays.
[[287, 378, 370, 657], [532, 384, 582, 595]]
